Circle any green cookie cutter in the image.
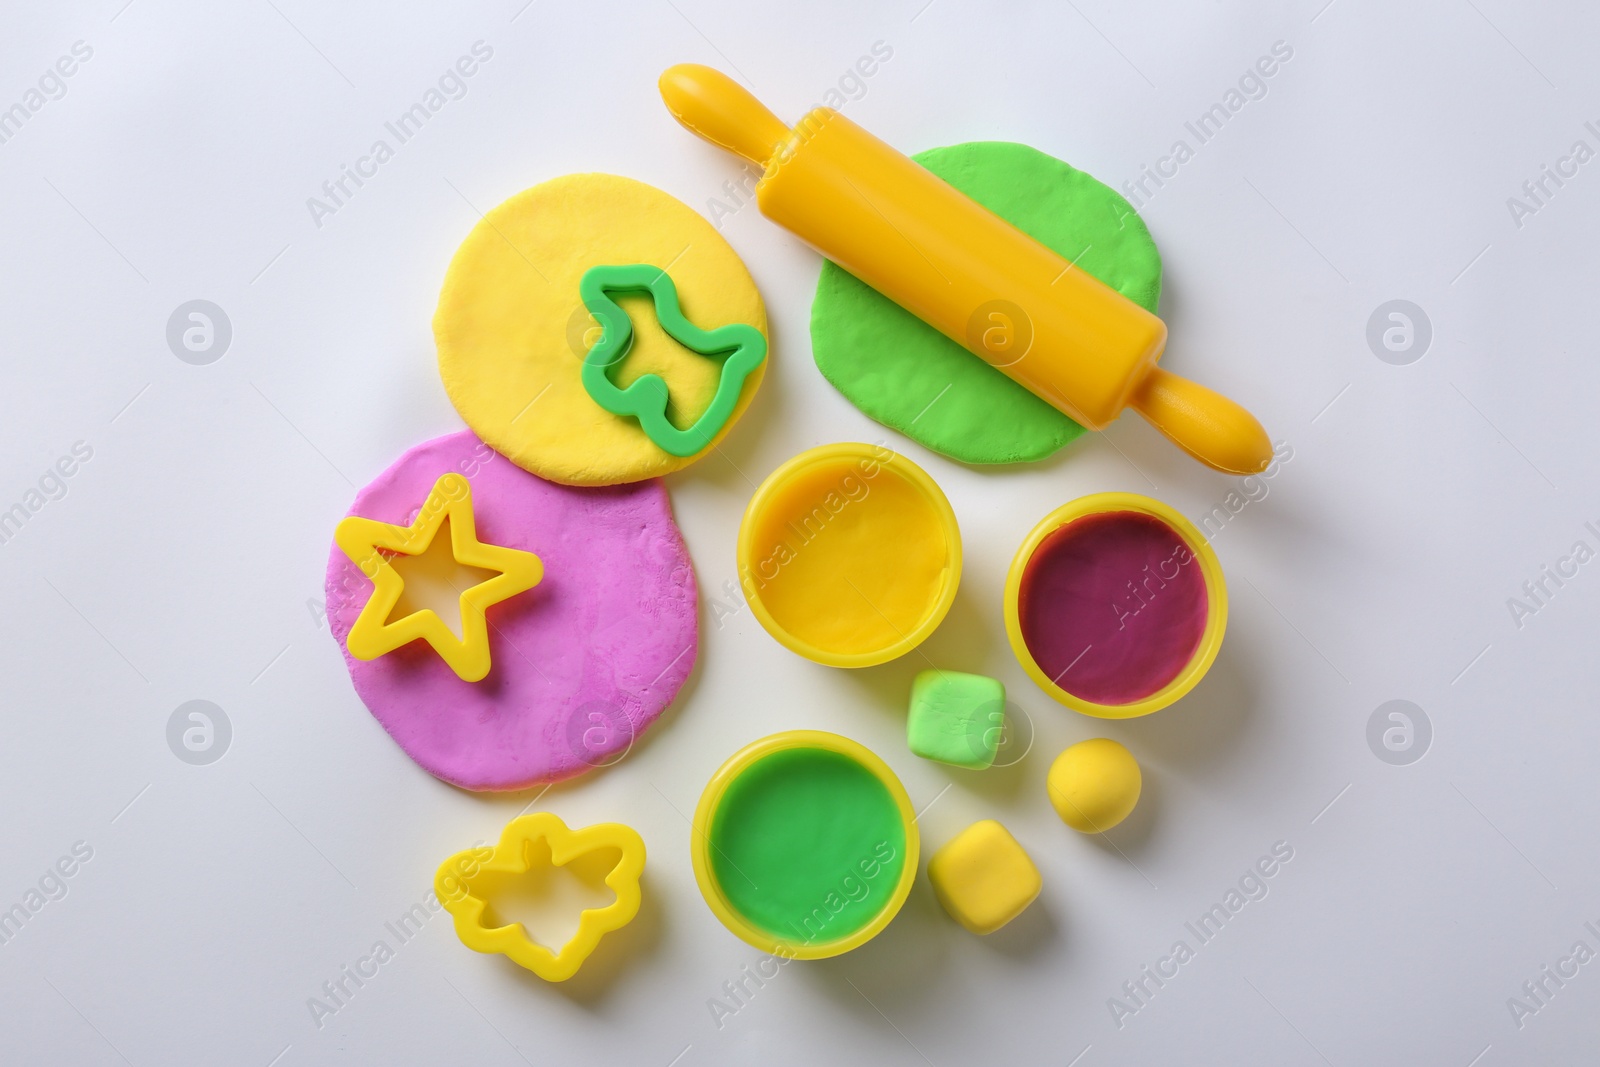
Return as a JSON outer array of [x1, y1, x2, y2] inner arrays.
[[578, 264, 768, 458]]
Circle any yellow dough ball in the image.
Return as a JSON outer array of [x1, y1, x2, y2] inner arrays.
[[1047, 738, 1141, 833]]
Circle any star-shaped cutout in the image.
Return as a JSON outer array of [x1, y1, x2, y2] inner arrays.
[[578, 263, 767, 458], [435, 813, 646, 982], [334, 472, 542, 682]]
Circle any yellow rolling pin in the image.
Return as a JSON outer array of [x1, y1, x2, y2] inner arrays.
[[659, 64, 1272, 475]]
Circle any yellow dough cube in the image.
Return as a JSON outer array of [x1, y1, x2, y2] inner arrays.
[[927, 820, 1041, 935]]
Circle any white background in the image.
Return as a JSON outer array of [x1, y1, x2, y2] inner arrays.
[[2, 0, 1598, 1063]]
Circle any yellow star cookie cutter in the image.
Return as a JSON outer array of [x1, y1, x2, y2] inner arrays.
[[435, 813, 646, 982], [334, 472, 543, 682]]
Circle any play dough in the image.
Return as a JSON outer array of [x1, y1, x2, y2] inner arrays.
[[711, 748, 906, 942], [906, 669, 1005, 769], [927, 820, 1041, 934], [324, 430, 697, 791], [1017, 510, 1207, 706], [691, 731, 917, 958], [810, 141, 1162, 465], [1047, 738, 1142, 834], [737, 444, 960, 667], [1005, 493, 1226, 717], [434, 173, 767, 486]]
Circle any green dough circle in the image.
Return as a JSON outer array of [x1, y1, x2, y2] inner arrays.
[[810, 141, 1162, 465], [709, 747, 906, 939]]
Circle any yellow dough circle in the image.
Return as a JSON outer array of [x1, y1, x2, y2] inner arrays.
[[434, 173, 768, 486]]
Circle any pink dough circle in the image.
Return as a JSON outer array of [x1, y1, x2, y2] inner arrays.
[[324, 430, 698, 791]]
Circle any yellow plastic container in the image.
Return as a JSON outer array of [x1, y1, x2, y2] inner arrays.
[[737, 443, 960, 667], [659, 64, 1272, 475], [1003, 493, 1226, 718], [690, 731, 919, 959]]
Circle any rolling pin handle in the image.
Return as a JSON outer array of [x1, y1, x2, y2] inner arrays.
[[659, 64, 789, 170], [1130, 366, 1273, 475]]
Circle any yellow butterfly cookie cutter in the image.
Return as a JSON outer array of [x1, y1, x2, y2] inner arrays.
[[435, 813, 646, 982], [335, 472, 543, 682]]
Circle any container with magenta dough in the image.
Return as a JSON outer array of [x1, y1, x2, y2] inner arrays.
[[690, 731, 918, 959], [1004, 493, 1226, 718]]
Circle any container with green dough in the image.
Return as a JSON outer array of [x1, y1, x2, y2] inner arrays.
[[690, 730, 919, 959]]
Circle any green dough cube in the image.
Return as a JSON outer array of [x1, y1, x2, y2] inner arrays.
[[907, 670, 1006, 769]]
